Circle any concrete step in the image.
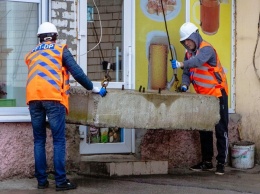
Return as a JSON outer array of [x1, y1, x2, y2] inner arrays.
[[80, 154, 138, 162], [79, 155, 168, 176]]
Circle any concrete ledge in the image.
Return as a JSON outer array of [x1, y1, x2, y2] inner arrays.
[[67, 87, 220, 131], [80, 154, 138, 162], [79, 160, 168, 176]]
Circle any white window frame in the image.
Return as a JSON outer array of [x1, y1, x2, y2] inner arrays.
[[0, 0, 49, 122], [78, 0, 135, 90], [78, 0, 136, 154]]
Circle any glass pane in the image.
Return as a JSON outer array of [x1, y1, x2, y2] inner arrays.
[[87, 0, 123, 83], [0, 1, 38, 107], [86, 126, 124, 144]]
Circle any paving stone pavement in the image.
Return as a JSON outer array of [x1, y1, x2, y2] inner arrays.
[[0, 165, 260, 194]]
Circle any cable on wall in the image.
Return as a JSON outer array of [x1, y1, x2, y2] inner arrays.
[[87, 0, 102, 53], [253, 12, 260, 81]]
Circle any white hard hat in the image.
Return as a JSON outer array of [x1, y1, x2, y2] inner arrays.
[[37, 22, 58, 36], [179, 22, 198, 41]]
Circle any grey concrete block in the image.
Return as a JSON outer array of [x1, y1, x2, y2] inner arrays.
[[133, 161, 151, 175], [79, 160, 168, 176], [150, 161, 168, 174], [67, 87, 220, 131], [109, 162, 133, 176]]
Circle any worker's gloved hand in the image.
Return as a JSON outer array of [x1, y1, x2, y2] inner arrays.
[[181, 85, 188, 92], [171, 59, 181, 69], [92, 86, 107, 97], [99, 88, 107, 97], [92, 86, 100, 93]]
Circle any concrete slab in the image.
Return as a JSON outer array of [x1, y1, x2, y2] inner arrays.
[[79, 155, 168, 176], [67, 87, 220, 131], [79, 160, 168, 176]]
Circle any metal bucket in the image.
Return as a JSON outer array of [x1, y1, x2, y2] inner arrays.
[[231, 141, 255, 169]]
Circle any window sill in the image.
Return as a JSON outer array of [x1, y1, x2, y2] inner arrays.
[[0, 107, 31, 122], [0, 115, 31, 122]]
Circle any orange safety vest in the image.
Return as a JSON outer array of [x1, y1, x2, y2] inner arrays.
[[25, 42, 70, 113], [186, 41, 228, 97]]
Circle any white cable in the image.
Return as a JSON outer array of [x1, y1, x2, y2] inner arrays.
[[87, 0, 102, 53]]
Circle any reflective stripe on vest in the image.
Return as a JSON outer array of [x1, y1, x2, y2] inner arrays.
[[187, 41, 228, 97], [27, 69, 60, 91], [25, 42, 70, 113]]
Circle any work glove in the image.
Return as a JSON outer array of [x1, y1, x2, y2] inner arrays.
[[171, 59, 181, 69], [99, 87, 107, 97], [181, 85, 188, 92], [177, 85, 188, 92], [92, 87, 107, 97]]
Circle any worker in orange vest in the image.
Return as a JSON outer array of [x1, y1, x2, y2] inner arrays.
[[171, 22, 228, 175], [25, 22, 106, 191]]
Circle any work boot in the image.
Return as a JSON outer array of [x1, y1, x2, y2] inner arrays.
[[215, 163, 225, 175], [56, 179, 77, 191], [189, 161, 213, 171], [38, 180, 49, 189]]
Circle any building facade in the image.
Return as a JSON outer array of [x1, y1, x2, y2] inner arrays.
[[0, 0, 259, 180]]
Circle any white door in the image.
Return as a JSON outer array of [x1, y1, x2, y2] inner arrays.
[[77, 0, 135, 154]]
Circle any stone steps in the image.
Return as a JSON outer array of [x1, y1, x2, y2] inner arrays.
[[79, 155, 168, 176]]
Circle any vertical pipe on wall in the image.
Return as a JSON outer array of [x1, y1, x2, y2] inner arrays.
[[41, 0, 48, 22], [75, 0, 79, 63], [77, 0, 87, 73], [186, 0, 190, 22], [116, 46, 119, 82], [230, 0, 235, 113]]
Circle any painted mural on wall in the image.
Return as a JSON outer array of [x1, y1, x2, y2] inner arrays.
[[136, 0, 185, 92], [136, 0, 233, 108], [140, 0, 181, 22], [192, 0, 220, 35]]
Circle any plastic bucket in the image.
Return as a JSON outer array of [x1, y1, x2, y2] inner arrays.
[[231, 141, 255, 169]]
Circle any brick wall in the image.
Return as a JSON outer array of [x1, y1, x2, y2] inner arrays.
[[87, 0, 122, 81], [51, 0, 77, 55], [51, 0, 123, 82]]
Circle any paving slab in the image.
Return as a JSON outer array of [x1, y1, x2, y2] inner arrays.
[[1, 165, 260, 194], [67, 87, 220, 131]]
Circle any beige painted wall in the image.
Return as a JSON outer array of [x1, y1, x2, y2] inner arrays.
[[236, 0, 260, 162]]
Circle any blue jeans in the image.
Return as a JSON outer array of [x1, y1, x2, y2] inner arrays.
[[29, 100, 67, 185]]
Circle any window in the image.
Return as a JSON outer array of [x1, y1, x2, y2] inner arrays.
[[0, 0, 48, 121], [87, 1, 124, 83], [78, 0, 134, 89], [78, 0, 134, 154]]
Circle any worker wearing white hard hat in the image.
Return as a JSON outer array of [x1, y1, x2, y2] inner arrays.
[[37, 22, 59, 42], [24, 22, 107, 191], [171, 22, 229, 176], [179, 22, 198, 41]]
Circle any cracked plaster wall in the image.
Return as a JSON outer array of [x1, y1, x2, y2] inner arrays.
[[0, 123, 80, 180], [236, 0, 260, 164]]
